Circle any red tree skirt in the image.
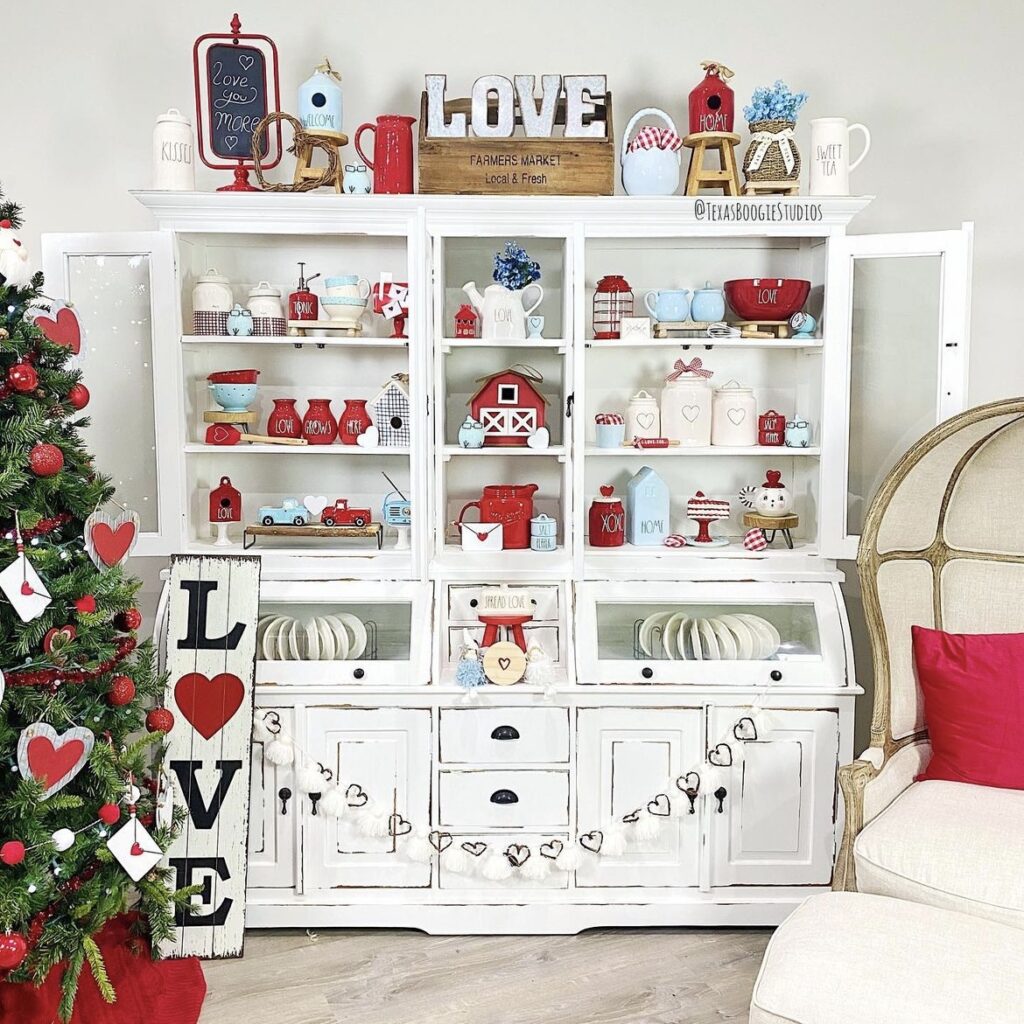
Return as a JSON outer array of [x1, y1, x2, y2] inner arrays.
[[0, 914, 206, 1024]]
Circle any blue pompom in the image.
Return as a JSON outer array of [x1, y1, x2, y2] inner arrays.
[[456, 657, 485, 690]]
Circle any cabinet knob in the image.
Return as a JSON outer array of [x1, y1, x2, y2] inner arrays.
[[469, 598, 478, 608], [353, 668, 365, 680], [490, 725, 520, 741], [490, 788, 519, 805], [770, 669, 783, 682], [278, 787, 292, 815], [641, 666, 654, 680], [714, 786, 728, 814], [309, 792, 321, 816]]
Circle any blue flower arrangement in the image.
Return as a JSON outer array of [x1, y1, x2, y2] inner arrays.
[[493, 241, 541, 292], [743, 81, 809, 125]]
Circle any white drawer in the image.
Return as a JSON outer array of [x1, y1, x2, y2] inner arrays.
[[438, 769, 570, 828], [438, 833, 570, 890], [440, 707, 569, 764], [448, 585, 560, 622]]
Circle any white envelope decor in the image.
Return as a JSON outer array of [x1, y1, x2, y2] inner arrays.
[[0, 551, 52, 622], [459, 522, 503, 551], [106, 814, 163, 881]]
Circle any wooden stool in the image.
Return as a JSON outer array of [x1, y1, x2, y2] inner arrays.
[[743, 511, 799, 549], [293, 130, 348, 193], [742, 179, 799, 197], [683, 132, 741, 196]]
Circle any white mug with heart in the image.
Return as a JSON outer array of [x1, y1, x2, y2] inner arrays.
[[711, 381, 757, 447]]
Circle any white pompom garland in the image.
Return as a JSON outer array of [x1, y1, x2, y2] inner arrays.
[[252, 711, 276, 743], [602, 823, 628, 857], [554, 844, 583, 872], [442, 844, 470, 875], [634, 812, 662, 842], [481, 849, 514, 881], [355, 801, 390, 838], [404, 829, 434, 864], [296, 762, 326, 794], [317, 785, 347, 819], [264, 736, 294, 766], [519, 852, 550, 881]]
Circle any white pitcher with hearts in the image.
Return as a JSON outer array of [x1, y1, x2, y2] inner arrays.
[[711, 380, 757, 447], [661, 356, 714, 447]]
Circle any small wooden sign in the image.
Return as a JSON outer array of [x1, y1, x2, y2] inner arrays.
[[161, 554, 261, 959]]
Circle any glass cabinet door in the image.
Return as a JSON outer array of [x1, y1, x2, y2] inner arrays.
[[821, 226, 972, 560], [42, 232, 181, 556]]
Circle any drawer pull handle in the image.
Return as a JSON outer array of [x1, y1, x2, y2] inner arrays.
[[490, 788, 519, 805], [490, 725, 520, 741]]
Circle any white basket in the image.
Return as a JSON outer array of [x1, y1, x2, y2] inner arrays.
[[621, 107, 681, 197]]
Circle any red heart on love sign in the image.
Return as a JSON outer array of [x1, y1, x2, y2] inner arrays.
[[27, 736, 87, 789], [174, 672, 246, 740], [91, 521, 137, 566], [34, 307, 82, 354]]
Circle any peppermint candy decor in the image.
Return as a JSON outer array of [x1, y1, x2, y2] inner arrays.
[[664, 534, 688, 548], [84, 507, 140, 570], [17, 722, 95, 799]]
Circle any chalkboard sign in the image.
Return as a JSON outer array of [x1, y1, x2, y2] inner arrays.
[[206, 43, 269, 161]]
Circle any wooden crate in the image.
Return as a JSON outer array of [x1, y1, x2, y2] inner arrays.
[[417, 92, 614, 196]]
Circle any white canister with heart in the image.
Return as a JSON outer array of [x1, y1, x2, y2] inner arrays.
[[625, 389, 660, 442], [247, 281, 285, 319], [711, 380, 757, 447], [192, 269, 234, 313], [661, 357, 714, 447]]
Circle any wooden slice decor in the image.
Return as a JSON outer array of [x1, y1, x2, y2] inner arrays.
[[482, 640, 527, 686], [251, 112, 340, 192], [84, 508, 140, 570], [17, 722, 95, 799]]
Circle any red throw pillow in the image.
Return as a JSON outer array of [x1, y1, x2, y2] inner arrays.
[[911, 625, 1024, 790]]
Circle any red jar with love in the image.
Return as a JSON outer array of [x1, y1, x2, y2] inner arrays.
[[589, 486, 625, 547], [338, 399, 373, 445], [301, 399, 337, 445], [267, 398, 302, 439]]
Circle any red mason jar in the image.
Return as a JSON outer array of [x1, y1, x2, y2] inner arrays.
[[589, 488, 625, 547], [338, 398, 373, 445], [593, 275, 634, 340], [267, 398, 302, 439], [302, 398, 337, 445]]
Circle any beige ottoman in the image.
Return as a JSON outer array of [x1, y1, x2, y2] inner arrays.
[[750, 892, 1024, 1024]]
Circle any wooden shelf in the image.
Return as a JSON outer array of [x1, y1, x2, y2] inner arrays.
[[441, 337, 567, 353], [442, 445, 566, 461], [584, 446, 820, 457], [585, 337, 822, 350], [180, 334, 409, 349], [184, 443, 411, 456], [585, 541, 815, 558], [433, 545, 570, 578]]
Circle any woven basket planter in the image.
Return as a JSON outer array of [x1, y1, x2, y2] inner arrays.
[[743, 119, 801, 183]]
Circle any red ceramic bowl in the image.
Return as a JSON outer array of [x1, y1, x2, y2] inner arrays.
[[724, 279, 810, 321], [207, 369, 260, 384]]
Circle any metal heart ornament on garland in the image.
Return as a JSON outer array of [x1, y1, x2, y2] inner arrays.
[[17, 722, 95, 799], [85, 508, 140, 570]]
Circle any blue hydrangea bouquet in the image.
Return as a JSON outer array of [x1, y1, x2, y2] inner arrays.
[[743, 81, 809, 126], [493, 241, 541, 292]]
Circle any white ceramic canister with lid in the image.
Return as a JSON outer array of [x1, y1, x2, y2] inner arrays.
[[711, 380, 758, 447], [625, 389, 660, 442], [247, 281, 285, 319], [152, 109, 195, 191], [661, 363, 714, 446], [193, 270, 234, 313]]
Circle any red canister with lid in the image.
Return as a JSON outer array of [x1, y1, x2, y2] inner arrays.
[[593, 275, 634, 340], [589, 486, 625, 547]]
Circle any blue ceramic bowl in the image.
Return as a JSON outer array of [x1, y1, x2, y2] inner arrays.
[[208, 382, 259, 412]]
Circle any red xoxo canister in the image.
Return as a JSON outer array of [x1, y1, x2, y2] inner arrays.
[[457, 483, 538, 549], [589, 486, 625, 547]]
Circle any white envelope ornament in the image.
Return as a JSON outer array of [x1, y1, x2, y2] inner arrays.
[[459, 522, 503, 551]]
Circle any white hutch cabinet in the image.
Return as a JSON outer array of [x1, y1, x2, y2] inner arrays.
[[42, 193, 971, 932]]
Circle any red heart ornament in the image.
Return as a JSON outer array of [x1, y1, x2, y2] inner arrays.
[[90, 520, 137, 567], [17, 724, 95, 798], [27, 736, 86, 788], [600, 485, 614, 497], [174, 672, 246, 740], [34, 307, 82, 354]]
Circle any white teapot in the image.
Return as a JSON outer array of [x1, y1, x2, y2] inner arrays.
[[739, 470, 793, 518]]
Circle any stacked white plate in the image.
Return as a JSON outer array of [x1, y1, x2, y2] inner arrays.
[[637, 611, 780, 661], [256, 613, 368, 661]]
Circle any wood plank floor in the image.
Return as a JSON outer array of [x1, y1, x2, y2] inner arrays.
[[200, 928, 772, 1024]]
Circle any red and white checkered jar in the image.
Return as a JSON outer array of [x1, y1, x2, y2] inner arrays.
[[593, 275, 633, 340]]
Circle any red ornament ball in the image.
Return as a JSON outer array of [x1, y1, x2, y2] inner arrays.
[[107, 675, 136, 707], [0, 840, 26, 867], [115, 607, 143, 632], [28, 443, 64, 477], [146, 707, 175, 734], [0, 932, 28, 970], [98, 803, 121, 825], [67, 382, 90, 410], [74, 594, 97, 615], [7, 362, 38, 393]]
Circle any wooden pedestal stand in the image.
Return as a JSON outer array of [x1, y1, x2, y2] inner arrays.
[[742, 180, 800, 196], [652, 321, 791, 340], [243, 522, 383, 549], [287, 320, 364, 339], [683, 132, 741, 196], [203, 410, 258, 425], [743, 511, 799, 549], [293, 130, 348, 193]]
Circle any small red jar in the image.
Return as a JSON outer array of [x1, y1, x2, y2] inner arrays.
[[338, 399, 373, 445], [267, 398, 302, 439], [302, 398, 337, 445], [589, 487, 625, 547]]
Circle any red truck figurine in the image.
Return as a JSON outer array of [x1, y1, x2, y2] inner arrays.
[[320, 499, 372, 528]]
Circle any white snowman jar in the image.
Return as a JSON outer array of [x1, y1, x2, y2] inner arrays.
[[739, 470, 794, 518], [661, 357, 713, 447]]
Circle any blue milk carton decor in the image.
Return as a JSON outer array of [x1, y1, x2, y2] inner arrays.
[[626, 465, 670, 545]]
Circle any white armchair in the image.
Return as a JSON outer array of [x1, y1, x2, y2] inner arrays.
[[833, 398, 1024, 929]]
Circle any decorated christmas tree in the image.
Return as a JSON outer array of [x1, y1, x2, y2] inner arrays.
[[0, 183, 187, 1020]]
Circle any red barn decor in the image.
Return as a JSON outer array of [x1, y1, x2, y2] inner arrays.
[[468, 364, 548, 447], [688, 62, 735, 134], [454, 302, 479, 339], [209, 476, 242, 524], [758, 409, 786, 447]]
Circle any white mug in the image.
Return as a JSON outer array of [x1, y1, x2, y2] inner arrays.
[[808, 117, 871, 196]]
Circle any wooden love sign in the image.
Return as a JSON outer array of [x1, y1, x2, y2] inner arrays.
[[161, 554, 261, 959]]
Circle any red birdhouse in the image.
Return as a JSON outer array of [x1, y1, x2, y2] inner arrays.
[[468, 365, 548, 447], [688, 62, 735, 134], [454, 303, 479, 339], [209, 475, 242, 524]]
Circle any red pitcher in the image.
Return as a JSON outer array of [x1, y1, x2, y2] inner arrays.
[[355, 115, 416, 194], [457, 483, 539, 550], [302, 398, 337, 445]]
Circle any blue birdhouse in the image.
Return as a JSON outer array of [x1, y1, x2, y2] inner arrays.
[[298, 61, 344, 137], [626, 465, 670, 545]]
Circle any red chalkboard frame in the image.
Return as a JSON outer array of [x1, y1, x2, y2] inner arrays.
[[193, 13, 282, 192]]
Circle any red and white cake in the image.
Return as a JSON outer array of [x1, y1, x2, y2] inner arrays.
[[686, 491, 731, 544]]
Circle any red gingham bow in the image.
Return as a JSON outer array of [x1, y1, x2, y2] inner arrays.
[[628, 126, 683, 153], [666, 358, 714, 381], [595, 413, 624, 424]]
